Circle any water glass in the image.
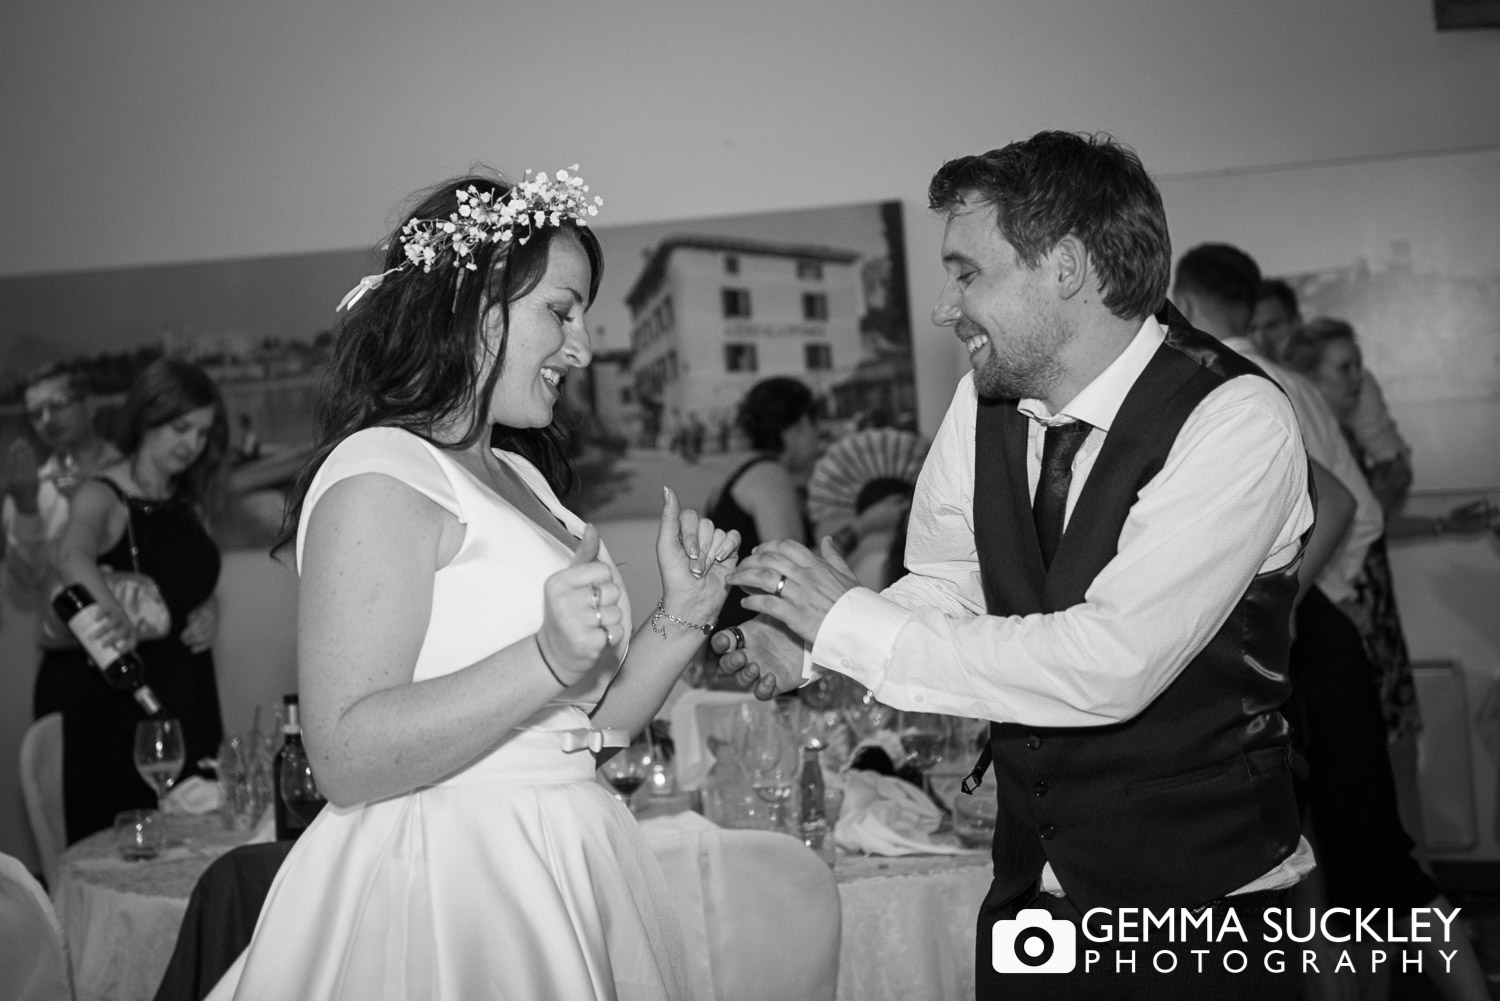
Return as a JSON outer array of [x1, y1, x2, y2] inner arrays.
[[114, 809, 165, 861], [952, 782, 999, 849]]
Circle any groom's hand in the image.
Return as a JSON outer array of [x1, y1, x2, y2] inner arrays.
[[726, 537, 859, 646], [710, 615, 805, 700]]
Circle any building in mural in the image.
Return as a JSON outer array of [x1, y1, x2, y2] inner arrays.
[[622, 236, 867, 446]]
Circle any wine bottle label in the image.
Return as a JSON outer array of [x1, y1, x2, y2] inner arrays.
[[67, 606, 122, 671]]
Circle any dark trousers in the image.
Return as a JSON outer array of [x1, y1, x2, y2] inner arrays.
[[975, 881, 1300, 1001]]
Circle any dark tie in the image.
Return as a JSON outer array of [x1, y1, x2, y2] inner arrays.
[[1033, 420, 1092, 569]]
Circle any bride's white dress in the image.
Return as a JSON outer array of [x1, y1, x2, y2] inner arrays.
[[208, 427, 687, 1000]]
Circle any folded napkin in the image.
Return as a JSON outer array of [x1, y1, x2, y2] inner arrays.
[[162, 776, 222, 815], [833, 770, 976, 856], [667, 688, 758, 790]]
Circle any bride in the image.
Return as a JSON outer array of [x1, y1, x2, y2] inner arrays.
[[209, 167, 737, 1000]]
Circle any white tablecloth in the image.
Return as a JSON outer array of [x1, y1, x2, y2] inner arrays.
[[51, 815, 257, 1001], [834, 851, 992, 1001], [51, 810, 992, 1001]]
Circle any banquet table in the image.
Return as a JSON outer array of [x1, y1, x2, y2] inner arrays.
[[50, 814, 260, 1001], [51, 812, 992, 1001]]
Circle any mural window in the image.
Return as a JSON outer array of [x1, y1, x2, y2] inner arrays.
[[802, 292, 828, 321], [804, 343, 833, 371], [725, 254, 740, 274], [722, 288, 752, 318], [797, 260, 823, 280], [724, 343, 758, 373]]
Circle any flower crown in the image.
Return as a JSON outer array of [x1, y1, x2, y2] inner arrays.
[[336, 165, 602, 311]]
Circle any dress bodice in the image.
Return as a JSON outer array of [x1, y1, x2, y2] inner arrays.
[[296, 428, 630, 724]]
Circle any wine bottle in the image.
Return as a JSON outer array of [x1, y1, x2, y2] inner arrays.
[[273, 695, 324, 840], [51, 583, 164, 717]]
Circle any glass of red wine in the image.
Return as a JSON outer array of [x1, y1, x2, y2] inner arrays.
[[600, 735, 652, 812]]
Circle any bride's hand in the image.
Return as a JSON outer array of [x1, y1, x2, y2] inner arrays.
[[537, 526, 623, 684], [656, 487, 739, 628]]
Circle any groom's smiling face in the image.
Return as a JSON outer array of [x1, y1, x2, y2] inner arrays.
[[933, 195, 1071, 403]]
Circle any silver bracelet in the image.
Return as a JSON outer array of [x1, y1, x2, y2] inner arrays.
[[649, 599, 715, 639]]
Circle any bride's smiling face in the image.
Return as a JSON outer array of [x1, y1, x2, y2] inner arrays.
[[483, 232, 594, 429]]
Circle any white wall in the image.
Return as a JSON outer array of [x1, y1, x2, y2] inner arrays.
[[3, 0, 1499, 870]]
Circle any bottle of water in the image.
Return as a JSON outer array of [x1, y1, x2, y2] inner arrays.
[[798, 744, 835, 867]]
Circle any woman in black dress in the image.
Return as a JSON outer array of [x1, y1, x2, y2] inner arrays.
[[705, 377, 820, 629], [52, 358, 228, 842]]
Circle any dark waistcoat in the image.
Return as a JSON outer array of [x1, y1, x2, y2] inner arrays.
[[975, 304, 1305, 912]]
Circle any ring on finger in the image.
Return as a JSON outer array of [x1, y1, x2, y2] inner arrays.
[[774, 574, 787, 597], [590, 584, 600, 610], [603, 626, 614, 645], [594, 606, 603, 627], [729, 625, 746, 651]]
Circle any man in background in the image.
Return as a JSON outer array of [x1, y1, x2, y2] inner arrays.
[[2, 363, 120, 717]]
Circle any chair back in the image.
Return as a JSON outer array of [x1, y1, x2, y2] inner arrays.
[[0, 850, 74, 1001], [19, 713, 64, 888], [649, 827, 840, 1001]]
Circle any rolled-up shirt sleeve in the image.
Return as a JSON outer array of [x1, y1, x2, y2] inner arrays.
[[811, 376, 1312, 728]]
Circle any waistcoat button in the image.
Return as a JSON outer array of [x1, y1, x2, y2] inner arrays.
[[1032, 780, 1048, 796], [1025, 736, 1041, 750], [1039, 825, 1056, 840]]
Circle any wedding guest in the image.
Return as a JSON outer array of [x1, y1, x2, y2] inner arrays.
[[2, 363, 122, 717], [719, 131, 1315, 999], [1253, 278, 1413, 515], [51, 358, 228, 842], [705, 375, 819, 629], [1173, 247, 1488, 1000], [206, 167, 737, 1001]]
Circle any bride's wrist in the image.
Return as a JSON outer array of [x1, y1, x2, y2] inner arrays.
[[649, 597, 717, 641]]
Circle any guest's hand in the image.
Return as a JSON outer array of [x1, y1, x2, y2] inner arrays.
[[726, 537, 859, 646], [656, 486, 740, 630], [83, 597, 137, 656], [538, 526, 622, 684], [710, 615, 807, 700], [2, 439, 40, 512], [180, 594, 219, 654], [1441, 498, 1497, 534]]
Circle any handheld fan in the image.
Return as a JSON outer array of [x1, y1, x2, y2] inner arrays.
[[806, 427, 929, 531]]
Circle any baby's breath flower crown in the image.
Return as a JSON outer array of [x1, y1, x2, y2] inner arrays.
[[336, 165, 602, 312]]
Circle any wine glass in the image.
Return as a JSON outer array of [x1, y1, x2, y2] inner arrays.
[[599, 737, 652, 811], [133, 718, 185, 813], [894, 711, 952, 800], [740, 703, 799, 833]]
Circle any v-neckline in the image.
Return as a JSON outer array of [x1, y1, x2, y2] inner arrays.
[[439, 444, 580, 554]]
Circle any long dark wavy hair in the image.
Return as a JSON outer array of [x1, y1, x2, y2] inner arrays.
[[115, 357, 230, 513], [276, 171, 604, 554]]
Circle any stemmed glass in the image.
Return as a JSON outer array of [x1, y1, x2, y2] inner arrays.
[[740, 702, 800, 833], [894, 711, 952, 799], [133, 718, 185, 813], [600, 736, 652, 812]]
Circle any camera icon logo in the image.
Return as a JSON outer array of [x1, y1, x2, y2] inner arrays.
[[992, 908, 1078, 973]]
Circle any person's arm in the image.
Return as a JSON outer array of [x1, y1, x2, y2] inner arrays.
[[1346, 371, 1410, 467], [52, 479, 136, 652], [296, 473, 617, 807], [586, 490, 740, 734], [3, 441, 50, 595], [1296, 460, 1354, 605], [742, 381, 1312, 726]]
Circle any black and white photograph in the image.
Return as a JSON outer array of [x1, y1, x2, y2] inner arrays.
[[1, 3, 1498, 1001]]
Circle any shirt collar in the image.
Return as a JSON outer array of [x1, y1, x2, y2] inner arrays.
[[1016, 315, 1166, 432]]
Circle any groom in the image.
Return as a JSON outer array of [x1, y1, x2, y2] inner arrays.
[[715, 132, 1314, 1000]]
